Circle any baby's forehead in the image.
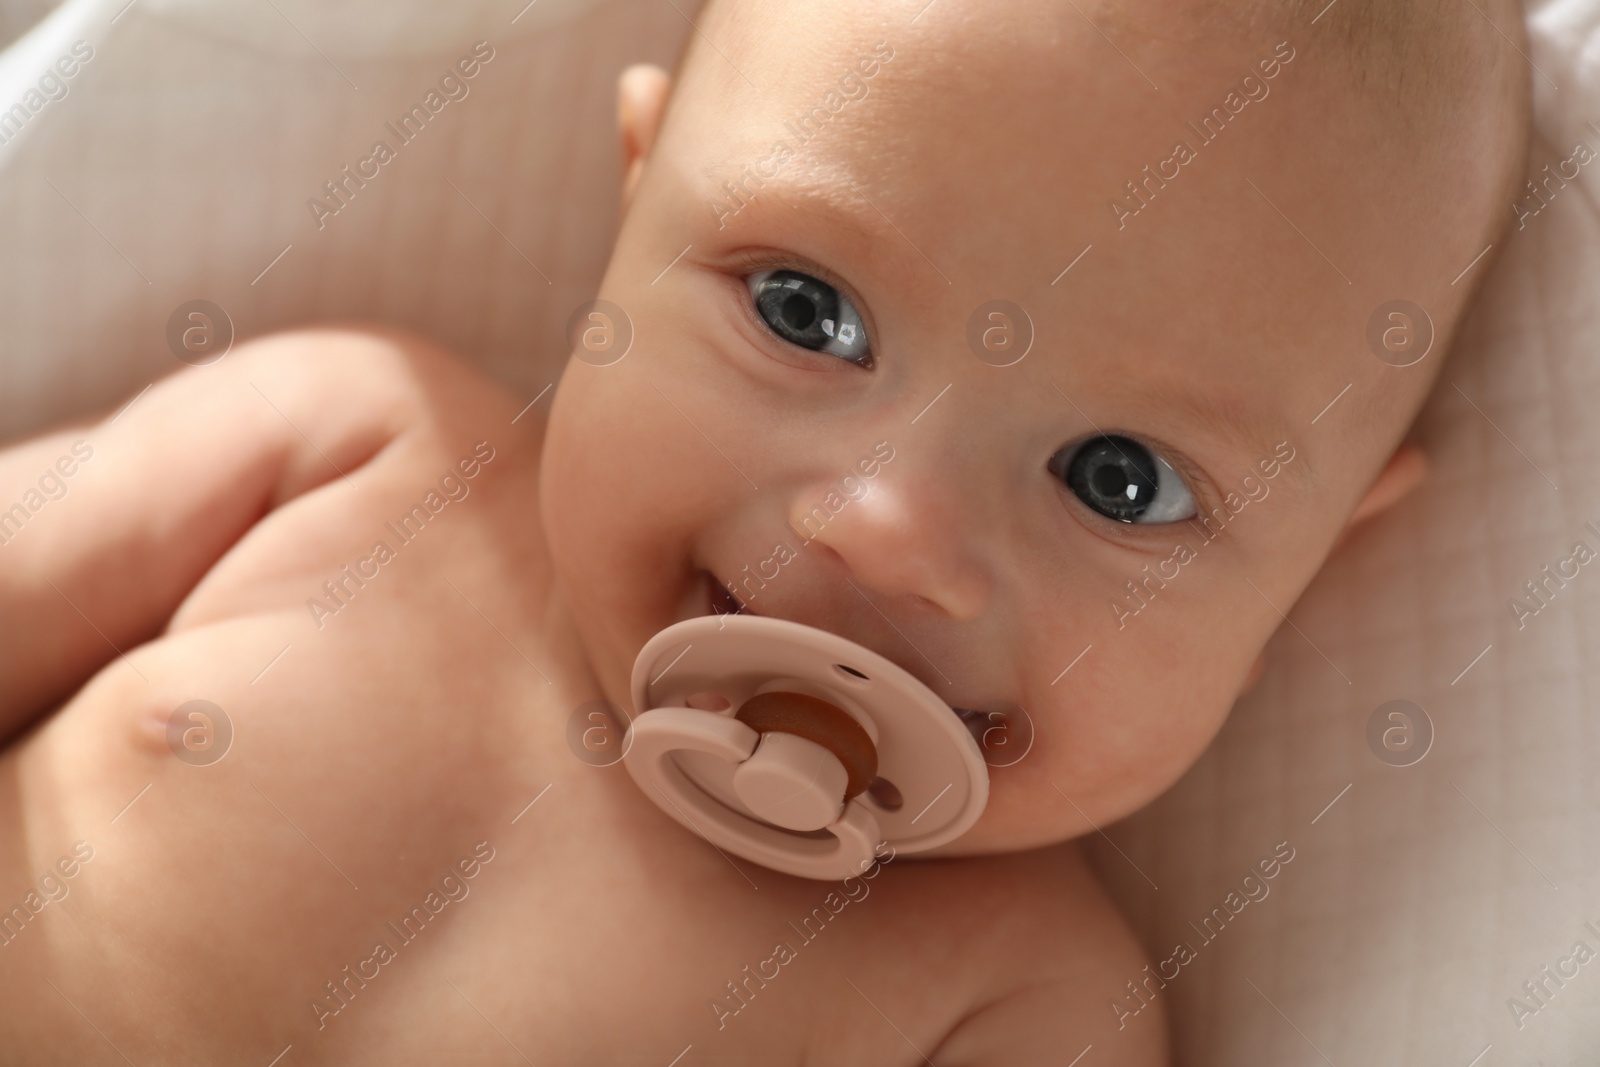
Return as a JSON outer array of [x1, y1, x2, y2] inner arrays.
[[668, 2, 1461, 416], [634, 0, 1525, 531], [679, 1, 1092, 157], [669, 1, 1299, 251], [672, 12, 1320, 322]]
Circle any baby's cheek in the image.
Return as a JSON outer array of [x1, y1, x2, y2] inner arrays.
[[1033, 631, 1240, 813]]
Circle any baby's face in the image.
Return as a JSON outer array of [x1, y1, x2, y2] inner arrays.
[[542, 0, 1499, 852]]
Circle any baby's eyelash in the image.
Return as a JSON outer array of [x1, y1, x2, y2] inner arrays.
[[724, 249, 864, 312], [724, 248, 791, 275]]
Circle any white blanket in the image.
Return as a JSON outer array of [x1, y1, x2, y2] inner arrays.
[[0, 1, 1592, 1063], [0, 0, 675, 436]]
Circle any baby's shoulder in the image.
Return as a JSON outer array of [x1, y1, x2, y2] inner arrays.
[[225, 324, 529, 433], [882, 843, 1169, 1066]]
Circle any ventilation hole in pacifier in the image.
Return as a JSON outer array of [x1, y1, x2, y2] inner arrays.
[[865, 777, 903, 812], [833, 663, 870, 682], [685, 691, 731, 712]]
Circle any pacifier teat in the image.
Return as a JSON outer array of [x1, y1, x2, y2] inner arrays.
[[625, 614, 989, 880]]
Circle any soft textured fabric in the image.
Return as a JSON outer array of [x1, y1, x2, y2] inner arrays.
[[0, 1, 1593, 1064], [0, 0, 693, 437]]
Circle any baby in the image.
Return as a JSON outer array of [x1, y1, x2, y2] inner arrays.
[[0, 0, 1529, 1062]]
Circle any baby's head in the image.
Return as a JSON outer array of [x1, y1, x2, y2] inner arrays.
[[541, 0, 1529, 852]]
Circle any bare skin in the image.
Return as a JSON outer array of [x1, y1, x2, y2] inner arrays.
[[0, 0, 1526, 1061], [547, 0, 1521, 856], [0, 331, 1163, 1064]]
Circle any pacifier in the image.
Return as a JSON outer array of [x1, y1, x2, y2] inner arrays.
[[624, 613, 989, 880]]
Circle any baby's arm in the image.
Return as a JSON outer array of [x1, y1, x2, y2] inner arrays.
[[0, 328, 429, 742]]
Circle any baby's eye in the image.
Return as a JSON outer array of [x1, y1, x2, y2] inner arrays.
[[745, 269, 872, 368], [1050, 434, 1197, 525]]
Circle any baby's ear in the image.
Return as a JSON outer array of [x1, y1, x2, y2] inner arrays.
[[1334, 443, 1429, 552], [617, 64, 672, 212]]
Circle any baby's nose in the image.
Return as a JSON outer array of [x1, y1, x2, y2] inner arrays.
[[788, 466, 992, 621]]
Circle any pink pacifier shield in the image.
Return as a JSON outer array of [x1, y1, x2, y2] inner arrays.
[[625, 613, 989, 880]]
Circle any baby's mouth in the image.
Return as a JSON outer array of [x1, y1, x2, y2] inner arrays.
[[703, 570, 753, 619]]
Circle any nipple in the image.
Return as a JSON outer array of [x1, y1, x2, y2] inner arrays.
[[623, 614, 989, 880]]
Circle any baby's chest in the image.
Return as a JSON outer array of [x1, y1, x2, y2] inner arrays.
[[168, 427, 544, 643], [20, 443, 1006, 1063], [273, 679, 989, 1065], [33, 594, 991, 1065], [311, 822, 991, 1067]]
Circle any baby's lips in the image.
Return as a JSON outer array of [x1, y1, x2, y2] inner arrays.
[[952, 703, 1036, 768], [703, 569, 750, 618]]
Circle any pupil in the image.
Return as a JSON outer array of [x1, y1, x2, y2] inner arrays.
[[780, 293, 815, 331], [1053, 434, 1161, 524], [1092, 465, 1127, 498]]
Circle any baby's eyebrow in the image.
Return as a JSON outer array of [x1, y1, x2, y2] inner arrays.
[[722, 170, 911, 274]]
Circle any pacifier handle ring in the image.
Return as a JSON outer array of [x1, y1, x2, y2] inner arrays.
[[624, 708, 883, 879], [735, 691, 878, 799]]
